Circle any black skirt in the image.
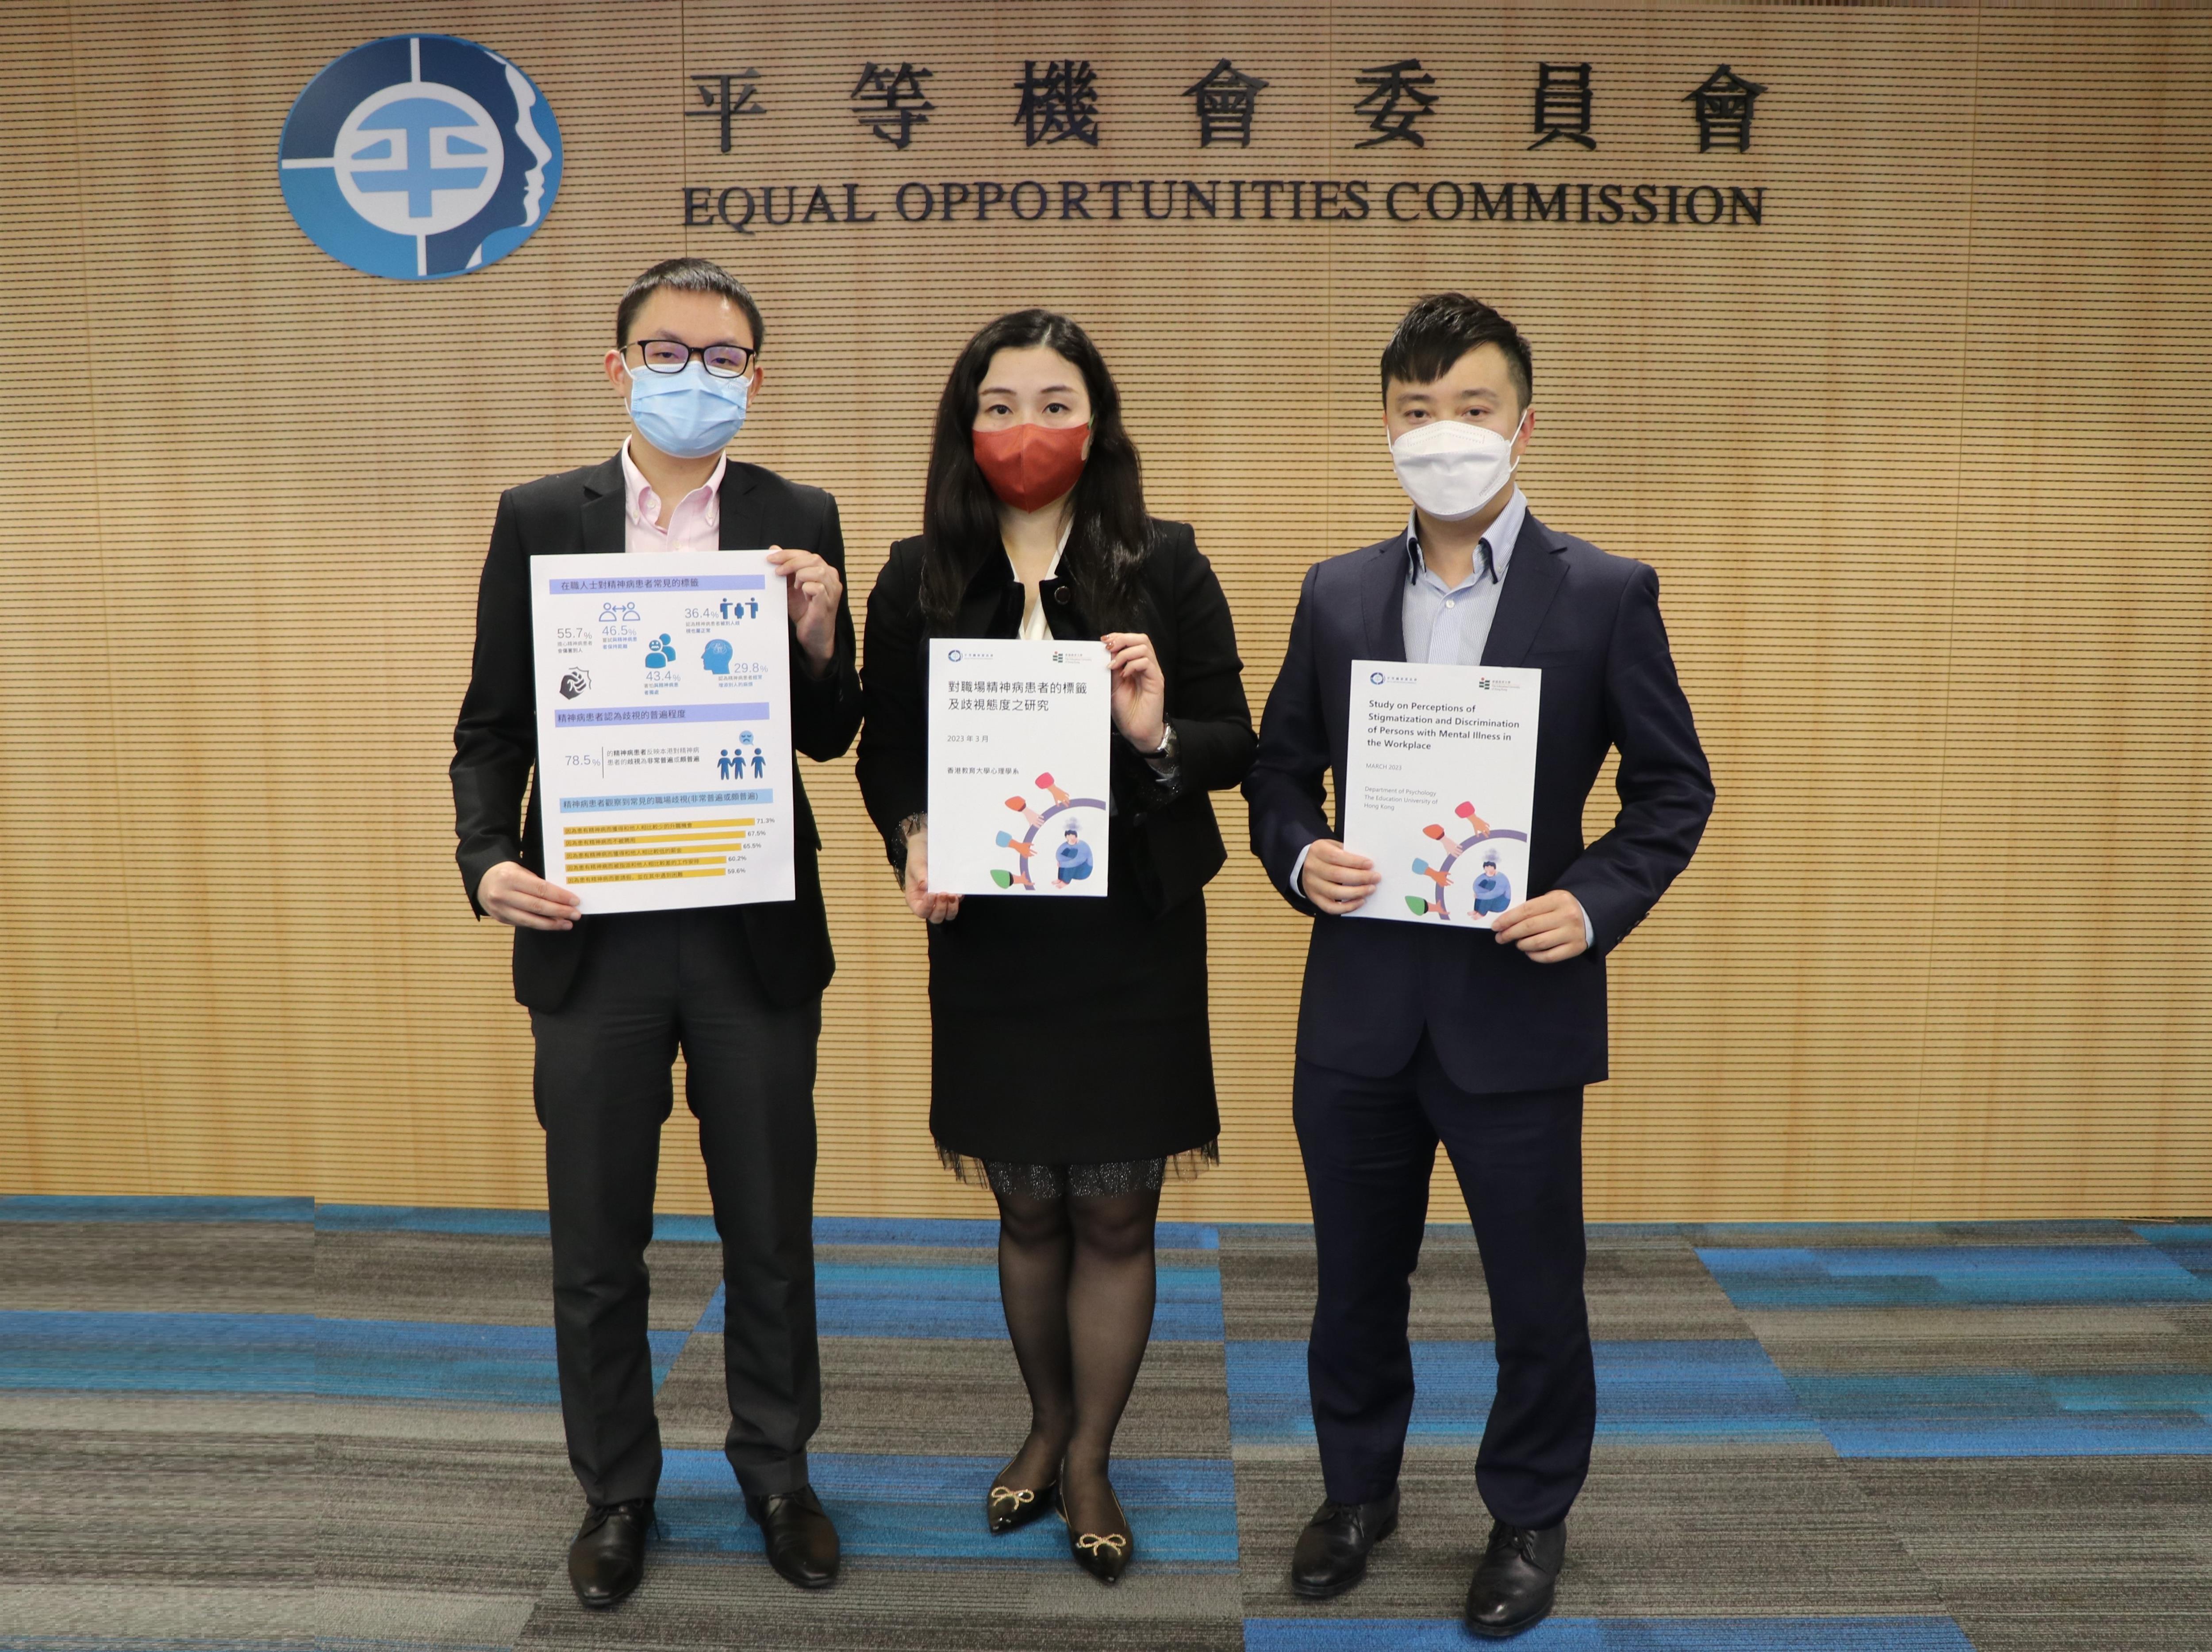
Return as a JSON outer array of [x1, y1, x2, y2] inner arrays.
[[927, 831, 1220, 1169]]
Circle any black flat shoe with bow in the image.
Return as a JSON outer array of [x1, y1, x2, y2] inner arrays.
[[1060, 1482, 1133, 1585], [986, 1476, 1060, 1534]]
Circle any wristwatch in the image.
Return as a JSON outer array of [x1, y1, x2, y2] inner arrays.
[[1146, 725, 1178, 764]]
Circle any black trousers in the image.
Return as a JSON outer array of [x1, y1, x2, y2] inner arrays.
[[1294, 1036, 1593, 1529], [530, 908, 822, 1506]]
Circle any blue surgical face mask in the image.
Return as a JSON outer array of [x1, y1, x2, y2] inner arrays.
[[626, 360, 749, 460]]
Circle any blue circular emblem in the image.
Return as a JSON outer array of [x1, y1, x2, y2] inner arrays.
[[279, 34, 562, 280], [1370, 671, 1386, 684]]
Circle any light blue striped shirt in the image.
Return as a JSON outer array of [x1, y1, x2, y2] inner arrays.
[[1399, 487, 1528, 666]]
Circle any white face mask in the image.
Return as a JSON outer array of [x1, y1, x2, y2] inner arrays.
[[1389, 414, 1525, 521]]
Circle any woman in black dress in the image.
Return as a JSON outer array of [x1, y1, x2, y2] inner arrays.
[[856, 310, 1254, 1582]]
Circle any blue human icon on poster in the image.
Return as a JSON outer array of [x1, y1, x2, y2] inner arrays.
[[1054, 824, 1095, 886]]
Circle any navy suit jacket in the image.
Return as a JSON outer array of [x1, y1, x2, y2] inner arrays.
[[450, 452, 862, 1013], [1243, 513, 1714, 1094]]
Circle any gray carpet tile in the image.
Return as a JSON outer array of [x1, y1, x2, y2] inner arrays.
[[1745, 1305, 2212, 1375], [315, 1437, 580, 1595], [314, 1233, 722, 1332], [0, 1583, 312, 1642], [1845, 1457, 2212, 1652], [812, 1243, 1219, 1272], [658, 1335, 1233, 1460], [1235, 1440, 1944, 1620], [12, 1427, 311, 1587], [511, 1564, 1242, 1650], [0, 1220, 309, 1314], [1217, 1225, 1749, 1342], [311, 1586, 540, 1648], [0, 1391, 330, 1436], [308, 1402, 570, 1446]]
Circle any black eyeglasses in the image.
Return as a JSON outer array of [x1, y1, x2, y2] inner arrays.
[[624, 338, 756, 378]]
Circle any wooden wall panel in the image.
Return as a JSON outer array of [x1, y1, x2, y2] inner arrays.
[[0, 3, 153, 1193], [0, 2, 2204, 1219]]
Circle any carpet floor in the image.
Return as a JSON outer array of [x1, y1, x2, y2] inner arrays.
[[3, 1198, 2207, 1651]]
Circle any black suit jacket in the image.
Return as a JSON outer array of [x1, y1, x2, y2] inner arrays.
[[451, 452, 862, 1012], [855, 519, 1255, 928], [1243, 513, 1714, 1093]]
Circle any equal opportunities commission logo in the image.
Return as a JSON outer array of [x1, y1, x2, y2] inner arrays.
[[278, 34, 561, 280]]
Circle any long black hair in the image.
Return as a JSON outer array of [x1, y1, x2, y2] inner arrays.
[[920, 310, 1148, 630]]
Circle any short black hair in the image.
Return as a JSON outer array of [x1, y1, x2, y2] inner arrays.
[[615, 257, 764, 352], [1380, 293, 1532, 411]]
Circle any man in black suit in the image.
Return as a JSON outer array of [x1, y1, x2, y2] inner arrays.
[[451, 259, 860, 1609], [1244, 295, 1714, 1637]]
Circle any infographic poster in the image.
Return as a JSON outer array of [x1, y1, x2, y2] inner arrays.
[[1341, 660, 1541, 930], [926, 638, 1112, 897], [528, 551, 793, 915]]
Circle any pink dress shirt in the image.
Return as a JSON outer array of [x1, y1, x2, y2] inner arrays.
[[619, 438, 726, 554]]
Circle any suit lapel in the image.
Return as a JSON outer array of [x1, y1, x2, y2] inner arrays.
[[1359, 531, 1410, 663], [1481, 512, 1568, 668], [716, 459, 763, 547], [578, 454, 627, 555]]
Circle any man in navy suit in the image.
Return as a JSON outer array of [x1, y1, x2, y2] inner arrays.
[[1244, 295, 1714, 1637]]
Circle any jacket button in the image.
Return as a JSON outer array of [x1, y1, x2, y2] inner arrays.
[[1053, 585, 1071, 604]]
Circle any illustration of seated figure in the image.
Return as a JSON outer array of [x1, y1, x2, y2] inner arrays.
[[1053, 824, 1094, 886], [1470, 846, 1512, 916]]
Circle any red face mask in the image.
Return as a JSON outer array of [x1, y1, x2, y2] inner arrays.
[[972, 422, 1090, 513]]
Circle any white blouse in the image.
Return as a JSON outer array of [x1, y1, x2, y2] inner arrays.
[[1009, 519, 1074, 640]]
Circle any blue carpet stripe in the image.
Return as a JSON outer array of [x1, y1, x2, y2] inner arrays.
[[0, 1311, 684, 1404], [1688, 1220, 2135, 1246], [1785, 1370, 2212, 1457], [1697, 1244, 2212, 1308], [1243, 1618, 1975, 1650], [695, 1260, 1227, 1340], [655, 1449, 1237, 1566], [313, 1318, 687, 1407], [0, 1195, 311, 1224], [1227, 1340, 1820, 1445], [2132, 1223, 2212, 1278], [0, 1310, 312, 1394]]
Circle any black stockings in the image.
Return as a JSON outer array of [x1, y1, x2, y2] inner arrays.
[[993, 1184, 1160, 1537]]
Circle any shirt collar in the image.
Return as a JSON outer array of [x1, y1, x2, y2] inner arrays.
[[620, 436, 726, 530], [1004, 515, 1074, 583], [1405, 486, 1528, 590]]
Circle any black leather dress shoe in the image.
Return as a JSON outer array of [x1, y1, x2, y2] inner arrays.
[[568, 1499, 652, 1610], [746, 1486, 841, 1589], [1289, 1487, 1400, 1599], [1464, 1518, 1566, 1638]]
